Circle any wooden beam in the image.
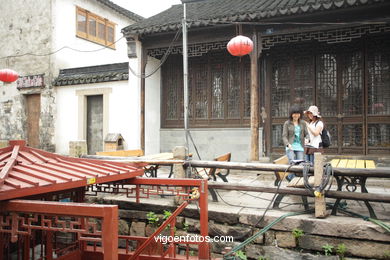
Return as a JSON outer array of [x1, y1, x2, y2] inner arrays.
[[314, 153, 327, 218], [207, 182, 390, 203], [185, 160, 390, 177], [0, 145, 19, 186], [249, 28, 260, 161]]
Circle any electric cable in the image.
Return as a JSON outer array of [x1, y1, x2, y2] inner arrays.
[[302, 162, 333, 195], [330, 202, 390, 233], [0, 36, 126, 60], [223, 208, 314, 260], [128, 26, 182, 79]]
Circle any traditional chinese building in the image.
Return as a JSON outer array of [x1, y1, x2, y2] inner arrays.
[[123, 0, 390, 161], [0, 0, 142, 154]]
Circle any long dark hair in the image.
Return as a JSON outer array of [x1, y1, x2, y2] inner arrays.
[[289, 105, 303, 121]]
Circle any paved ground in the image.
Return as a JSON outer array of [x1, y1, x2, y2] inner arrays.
[[154, 166, 390, 221]]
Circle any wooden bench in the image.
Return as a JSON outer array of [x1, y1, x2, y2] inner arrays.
[[330, 158, 377, 218], [272, 155, 309, 210], [330, 159, 376, 169], [192, 153, 231, 202], [194, 153, 231, 182]]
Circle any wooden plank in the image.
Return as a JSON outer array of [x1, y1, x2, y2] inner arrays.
[[355, 160, 365, 168], [273, 155, 289, 181], [346, 160, 357, 168], [330, 159, 340, 167], [143, 152, 173, 160], [365, 160, 376, 169], [96, 150, 144, 157], [337, 159, 348, 168]]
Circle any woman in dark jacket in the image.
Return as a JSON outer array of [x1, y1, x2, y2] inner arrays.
[[282, 106, 309, 171]]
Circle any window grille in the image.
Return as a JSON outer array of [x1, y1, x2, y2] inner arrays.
[[161, 52, 250, 128]]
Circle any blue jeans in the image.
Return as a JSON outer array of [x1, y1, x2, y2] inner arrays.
[[285, 150, 304, 181], [306, 154, 315, 165], [286, 149, 304, 164]]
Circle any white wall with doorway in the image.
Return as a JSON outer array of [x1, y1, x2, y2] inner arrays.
[[55, 80, 135, 155]]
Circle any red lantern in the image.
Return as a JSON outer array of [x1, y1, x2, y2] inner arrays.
[[227, 35, 253, 56], [0, 69, 19, 83]]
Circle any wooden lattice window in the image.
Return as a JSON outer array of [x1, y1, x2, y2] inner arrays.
[[342, 51, 363, 116], [76, 6, 116, 49], [367, 44, 390, 116], [271, 50, 315, 118], [161, 52, 250, 128], [317, 53, 337, 117], [366, 38, 390, 152], [368, 124, 390, 147]]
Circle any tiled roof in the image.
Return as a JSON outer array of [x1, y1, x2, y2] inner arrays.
[[122, 0, 385, 35], [54, 62, 128, 86], [0, 140, 144, 201], [95, 0, 144, 21]]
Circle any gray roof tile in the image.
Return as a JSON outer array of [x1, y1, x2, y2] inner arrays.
[[54, 62, 128, 86], [122, 0, 385, 35], [95, 0, 144, 21]]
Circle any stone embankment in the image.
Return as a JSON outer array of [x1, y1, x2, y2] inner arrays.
[[87, 192, 390, 260]]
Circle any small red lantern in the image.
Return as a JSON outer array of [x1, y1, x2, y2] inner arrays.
[[227, 35, 253, 56], [0, 69, 19, 83]]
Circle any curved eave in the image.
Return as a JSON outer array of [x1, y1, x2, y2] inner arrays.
[[122, 0, 386, 37]]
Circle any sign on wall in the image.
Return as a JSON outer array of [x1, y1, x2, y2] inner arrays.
[[17, 74, 45, 89]]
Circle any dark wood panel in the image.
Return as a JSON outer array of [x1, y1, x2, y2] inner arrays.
[[26, 94, 41, 148]]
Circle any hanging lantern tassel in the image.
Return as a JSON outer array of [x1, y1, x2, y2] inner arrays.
[[0, 69, 19, 83], [227, 35, 254, 57]]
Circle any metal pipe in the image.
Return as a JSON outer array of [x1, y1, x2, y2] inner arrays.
[[183, 3, 189, 162]]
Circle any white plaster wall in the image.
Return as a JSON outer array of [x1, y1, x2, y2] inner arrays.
[[125, 58, 141, 151], [55, 86, 78, 154], [144, 57, 161, 155], [160, 128, 264, 162], [52, 0, 141, 154], [55, 80, 134, 155], [52, 0, 133, 72]]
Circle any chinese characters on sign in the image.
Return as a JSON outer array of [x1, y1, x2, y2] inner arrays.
[[17, 74, 45, 89]]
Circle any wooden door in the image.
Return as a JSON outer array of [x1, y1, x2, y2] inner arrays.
[[86, 95, 103, 155], [266, 38, 390, 155], [316, 49, 364, 154], [25, 94, 40, 148]]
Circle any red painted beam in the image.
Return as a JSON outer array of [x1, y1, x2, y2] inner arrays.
[[128, 177, 204, 187], [0, 145, 20, 186], [0, 199, 117, 217]]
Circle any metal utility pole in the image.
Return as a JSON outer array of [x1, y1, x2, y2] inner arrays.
[[182, 2, 189, 163]]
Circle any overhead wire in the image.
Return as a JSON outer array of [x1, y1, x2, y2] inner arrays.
[[128, 26, 183, 79], [0, 36, 126, 60]]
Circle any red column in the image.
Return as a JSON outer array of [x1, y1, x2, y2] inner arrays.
[[46, 231, 53, 260], [198, 180, 210, 260], [102, 205, 118, 260]]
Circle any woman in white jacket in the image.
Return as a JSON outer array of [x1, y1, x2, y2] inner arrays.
[[304, 105, 324, 165]]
